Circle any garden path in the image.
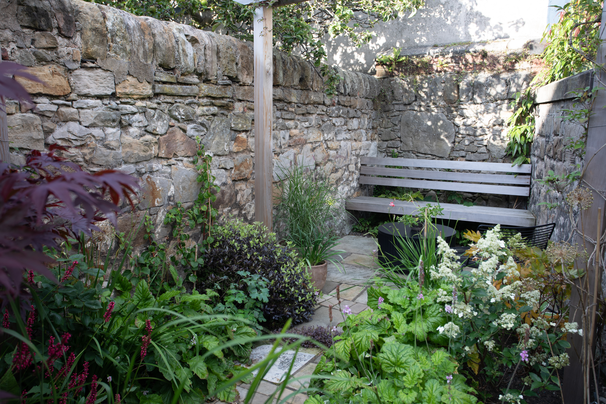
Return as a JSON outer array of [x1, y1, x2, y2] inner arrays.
[[217, 235, 379, 404]]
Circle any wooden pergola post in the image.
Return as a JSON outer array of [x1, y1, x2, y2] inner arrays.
[[234, 0, 310, 231]]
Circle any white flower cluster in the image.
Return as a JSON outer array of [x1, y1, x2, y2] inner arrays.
[[452, 302, 477, 319], [499, 393, 523, 404], [493, 313, 519, 330], [521, 290, 541, 308], [437, 322, 461, 338], [430, 237, 462, 285], [483, 340, 496, 351], [475, 225, 507, 258], [562, 322, 583, 336], [548, 353, 570, 369]]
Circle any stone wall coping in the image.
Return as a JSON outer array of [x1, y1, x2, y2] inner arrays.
[[535, 70, 594, 104]]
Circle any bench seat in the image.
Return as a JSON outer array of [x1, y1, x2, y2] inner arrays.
[[346, 196, 536, 227], [346, 157, 536, 227]]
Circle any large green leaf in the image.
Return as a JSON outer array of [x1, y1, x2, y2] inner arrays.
[[377, 380, 398, 403], [133, 280, 155, 308], [403, 363, 424, 388], [200, 335, 223, 358], [377, 342, 414, 374], [352, 326, 381, 353], [324, 370, 366, 393], [333, 339, 352, 361], [421, 379, 443, 404], [188, 356, 209, 379]]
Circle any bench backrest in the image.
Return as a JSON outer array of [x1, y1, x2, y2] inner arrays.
[[359, 157, 532, 197]]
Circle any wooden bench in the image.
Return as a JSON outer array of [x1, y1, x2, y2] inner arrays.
[[346, 157, 536, 227]]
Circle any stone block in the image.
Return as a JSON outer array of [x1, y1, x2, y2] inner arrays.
[[71, 69, 115, 96], [140, 175, 172, 209], [74, 1, 107, 60], [16, 65, 71, 96], [154, 71, 177, 83], [48, 0, 76, 38], [235, 86, 254, 101], [158, 127, 197, 158], [153, 84, 198, 96], [32, 32, 58, 49], [47, 122, 103, 147], [168, 104, 195, 122], [90, 145, 122, 167], [17, 0, 52, 31], [121, 134, 158, 163], [172, 166, 202, 203], [199, 83, 233, 98], [73, 100, 103, 109], [232, 155, 253, 180], [231, 113, 252, 131], [116, 76, 153, 98], [145, 110, 170, 135], [232, 134, 247, 152], [89, 111, 121, 128], [204, 116, 234, 156], [7, 114, 44, 150], [400, 111, 455, 158]]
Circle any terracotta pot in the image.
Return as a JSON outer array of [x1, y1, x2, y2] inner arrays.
[[308, 261, 327, 291]]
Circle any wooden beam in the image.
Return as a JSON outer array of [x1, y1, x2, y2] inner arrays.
[[254, 5, 273, 230]]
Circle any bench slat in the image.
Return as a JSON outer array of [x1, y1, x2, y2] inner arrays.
[[346, 196, 536, 227], [359, 176, 530, 197], [361, 157, 532, 174], [360, 166, 531, 185]]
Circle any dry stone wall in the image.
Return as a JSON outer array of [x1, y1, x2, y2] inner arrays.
[[2, 0, 380, 238], [529, 71, 592, 242]]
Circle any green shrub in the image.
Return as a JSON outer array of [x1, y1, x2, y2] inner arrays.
[[198, 219, 317, 329]]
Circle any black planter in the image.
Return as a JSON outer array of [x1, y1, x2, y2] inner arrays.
[[377, 222, 456, 268]]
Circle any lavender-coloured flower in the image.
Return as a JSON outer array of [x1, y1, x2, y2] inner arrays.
[[343, 305, 352, 315], [445, 305, 452, 313], [520, 350, 529, 362], [378, 297, 384, 308], [446, 375, 453, 384], [417, 293, 424, 300]]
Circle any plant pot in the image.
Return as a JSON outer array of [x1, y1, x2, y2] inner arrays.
[[377, 222, 456, 268], [308, 261, 327, 291]]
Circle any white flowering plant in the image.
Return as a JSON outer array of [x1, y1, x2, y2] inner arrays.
[[430, 226, 574, 403]]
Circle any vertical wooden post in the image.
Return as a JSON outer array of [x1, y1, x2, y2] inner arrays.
[[0, 104, 8, 163], [254, 5, 273, 230]]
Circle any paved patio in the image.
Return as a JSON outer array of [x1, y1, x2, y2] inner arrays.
[[219, 235, 380, 404]]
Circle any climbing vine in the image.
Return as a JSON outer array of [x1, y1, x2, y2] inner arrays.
[[506, 0, 602, 164]]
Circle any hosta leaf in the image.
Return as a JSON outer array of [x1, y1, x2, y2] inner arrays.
[[334, 339, 352, 361], [217, 386, 237, 402], [403, 363, 424, 388], [377, 379, 398, 402], [324, 370, 365, 393], [188, 356, 209, 379], [397, 389, 419, 404], [200, 335, 223, 358], [377, 342, 414, 374], [133, 280, 155, 308], [421, 379, 443, 404]]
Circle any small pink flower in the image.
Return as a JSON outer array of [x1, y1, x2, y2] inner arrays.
[[445, 305, 452, 313], [417, 293, 424, 300], [378, 297, 384, 308], [446, 374, 453, 384], [61, 261, 78, 282], [389, 201, 395, 207], [343, 305, 352, 315], [104, 301, 115, 323], [520, 350, 529, 362], [2, 309, 9, 329]]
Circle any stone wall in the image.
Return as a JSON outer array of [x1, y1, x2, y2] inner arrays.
[[1, 0, 380, 239], [374, 69, 536, 207], [529, 71, 592, 242]]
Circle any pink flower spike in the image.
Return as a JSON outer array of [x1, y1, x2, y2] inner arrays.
[[27, 270, 34, 284], [104, 302, 115, 323], [61, 261, 78, 282], [2, 309, 9, 329]]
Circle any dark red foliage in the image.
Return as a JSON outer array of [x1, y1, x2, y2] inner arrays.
[[0, 61, 40, 110], [0, 149, 138, 307]]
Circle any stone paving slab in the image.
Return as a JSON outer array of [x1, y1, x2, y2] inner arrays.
[[355, 289, 368, 305], [342, 253, 377, 268], [249, 345, 316, 384], [334, 284, 365, 301], [327, 262, 377, 285], [333, 235, 377, 255]]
